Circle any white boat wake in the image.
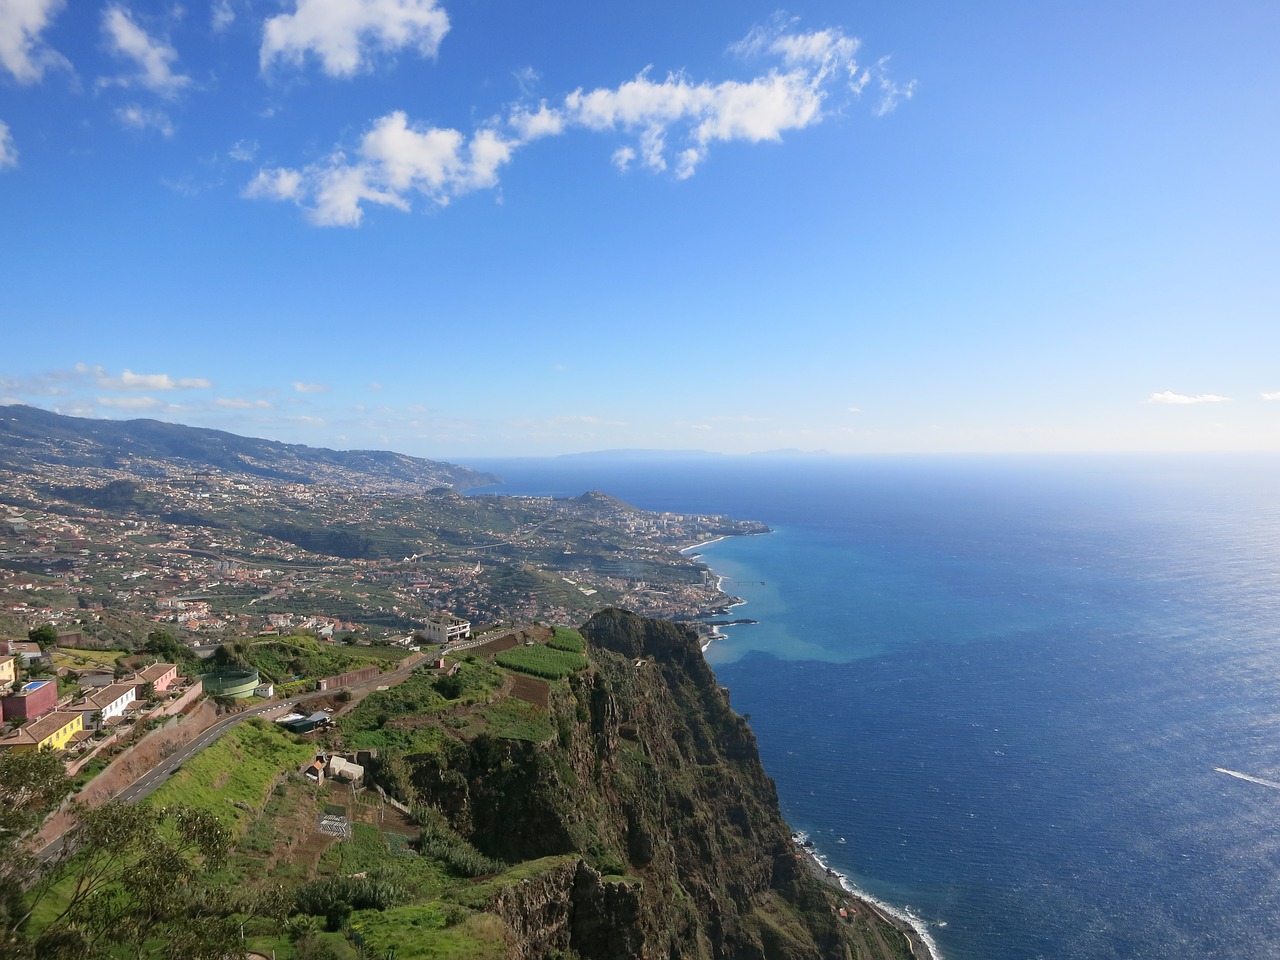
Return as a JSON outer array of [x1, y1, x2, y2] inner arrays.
[[1215, 767, 1280, 791]]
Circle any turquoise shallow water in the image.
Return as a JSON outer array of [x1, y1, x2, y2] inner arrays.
[[468, 454, 1280, 960]]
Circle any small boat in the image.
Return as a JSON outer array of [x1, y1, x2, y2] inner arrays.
[[837, 837, 846, 844]]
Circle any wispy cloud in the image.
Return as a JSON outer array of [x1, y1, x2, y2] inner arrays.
[[0, 120, 16, 170], [210, 0, 235, 33], [260, 0, 449, 78], [215, 397, 273, 409], [246, 22, 910, 226], [1145, 391, 1232, 405], [1262, 391, 1280, 401], [510, 414, 629, 429], [98, 369, 212, 390], [0, 0, 69, 84], [100, 6, 190, 98], [115, 104, 174, 137], [293, 381, 329, 394], [96, 395, 165, 410]]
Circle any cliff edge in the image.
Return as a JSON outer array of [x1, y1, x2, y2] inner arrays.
[[380, 609, 922, 960]]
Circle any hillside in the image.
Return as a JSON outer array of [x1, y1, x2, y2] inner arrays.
[[0, 404, 496, 492], [15, 613, 921, 960]]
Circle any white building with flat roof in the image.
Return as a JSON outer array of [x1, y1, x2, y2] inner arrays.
[[422, 615, 471, 644]]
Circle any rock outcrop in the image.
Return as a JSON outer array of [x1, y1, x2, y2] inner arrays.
[[387, 609, 918, 960]]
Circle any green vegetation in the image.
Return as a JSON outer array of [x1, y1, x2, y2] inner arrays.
[[146, 719, 314, 835], [13, 801, 238, 960], [349, 905, 507, 960], [477, 698, 553, 742], [338, 662, 504, 753], [547, 627, 586, 653], [213, 634, 405, 687], [411, 806, 507, 877], [494, 644, 588, 679]]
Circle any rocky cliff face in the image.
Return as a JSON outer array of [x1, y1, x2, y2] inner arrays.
[[397, 609, 916, 960]]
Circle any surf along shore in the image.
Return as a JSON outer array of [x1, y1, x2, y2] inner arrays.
[[684, 534, 942, 960]]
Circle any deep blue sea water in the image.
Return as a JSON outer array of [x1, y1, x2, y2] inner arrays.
[[466, 454, 1280, 960]]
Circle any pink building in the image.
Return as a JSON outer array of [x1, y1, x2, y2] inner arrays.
[[1, 679, 59, 722], [134, 662, 178, 693]]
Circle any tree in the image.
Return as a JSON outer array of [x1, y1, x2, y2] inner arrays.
[[89, 710, 104, 733], [143, 630, 181, 659], [26, 625, 57, 650], [17, 801, 239, 960], [0, 750, 72, 954]]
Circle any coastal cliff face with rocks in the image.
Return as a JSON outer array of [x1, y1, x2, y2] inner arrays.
[[385, 609, 916, 960]]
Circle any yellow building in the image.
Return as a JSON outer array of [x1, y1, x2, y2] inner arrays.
[[0, 710, 83, 753], [0, 655, 14, 693]]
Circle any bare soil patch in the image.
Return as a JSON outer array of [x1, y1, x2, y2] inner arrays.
[[469, 633, 520, 655], [509, 675, 550, 709]]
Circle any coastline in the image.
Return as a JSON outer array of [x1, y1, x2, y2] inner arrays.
[[680, 534, 729, 555], [793, 835, 941, 960], [691, 536, 943, 960]]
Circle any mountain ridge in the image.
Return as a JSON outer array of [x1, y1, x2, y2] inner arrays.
[[0, 404, 496, 492]]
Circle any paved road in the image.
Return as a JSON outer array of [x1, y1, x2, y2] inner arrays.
[[37, 652, 428, 859]]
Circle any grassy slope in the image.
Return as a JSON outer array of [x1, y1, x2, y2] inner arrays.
[[145, 719, 315, 835]]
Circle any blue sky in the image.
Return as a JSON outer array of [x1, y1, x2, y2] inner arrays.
[[1, 0, 1277, 459]]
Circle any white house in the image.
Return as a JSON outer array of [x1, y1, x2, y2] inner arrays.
[[422, 615, 471, 645], [78, 682, 137, 725]]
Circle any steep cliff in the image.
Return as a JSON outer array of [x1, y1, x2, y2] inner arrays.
[[389, 610, 919, 960]]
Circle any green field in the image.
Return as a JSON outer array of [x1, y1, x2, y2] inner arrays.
[[493, 644, 588, 679], [349, 905, 507, 960], [547, 627, 586, 653], [145, 719, 315, 836]]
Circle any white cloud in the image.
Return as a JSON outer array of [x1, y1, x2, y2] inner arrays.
[[260, 0, 449, 78], [562, 65, 827, 178], [98, 369, 212, 390], [97, 395, 164, 410], [507, 102, 564, 142], [249, 22, 905, 225], [871, 56, 915, 116], [249, 112, 519, 226], [215, 397, 273, 409], [115, 104, 174, 137], [243, 166, 305, 202], [293, 381, 329, 393], [1145, 391, 1232, 405], [512, 65, 539, 97], [610, 145, 635, 172], [211, 0, 234, 32], [229, 138, 258, 162], [0, 0, 69, 84], [101, 6, 191, 98], [0, 120, 16, 169], [1262, 391, 1280, 401]]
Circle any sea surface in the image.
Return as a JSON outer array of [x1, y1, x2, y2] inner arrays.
[[466, 453, 1280, 960]]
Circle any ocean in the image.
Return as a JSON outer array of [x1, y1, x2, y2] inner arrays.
[[465, 453, 1280, 960]]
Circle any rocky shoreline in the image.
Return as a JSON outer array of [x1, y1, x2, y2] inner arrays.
[[794, 838, 939, 960]]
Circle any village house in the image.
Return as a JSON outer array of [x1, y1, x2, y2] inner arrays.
[[0, 710, 83, 752], [77, 683, 138, 726], [133, 662, 179, 693], [0, 655, 14, 694], [422, 614, 471, 645], [1, 679, 58, 723], [326, 755, 364, 783], [3, 641, 45, 666]]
